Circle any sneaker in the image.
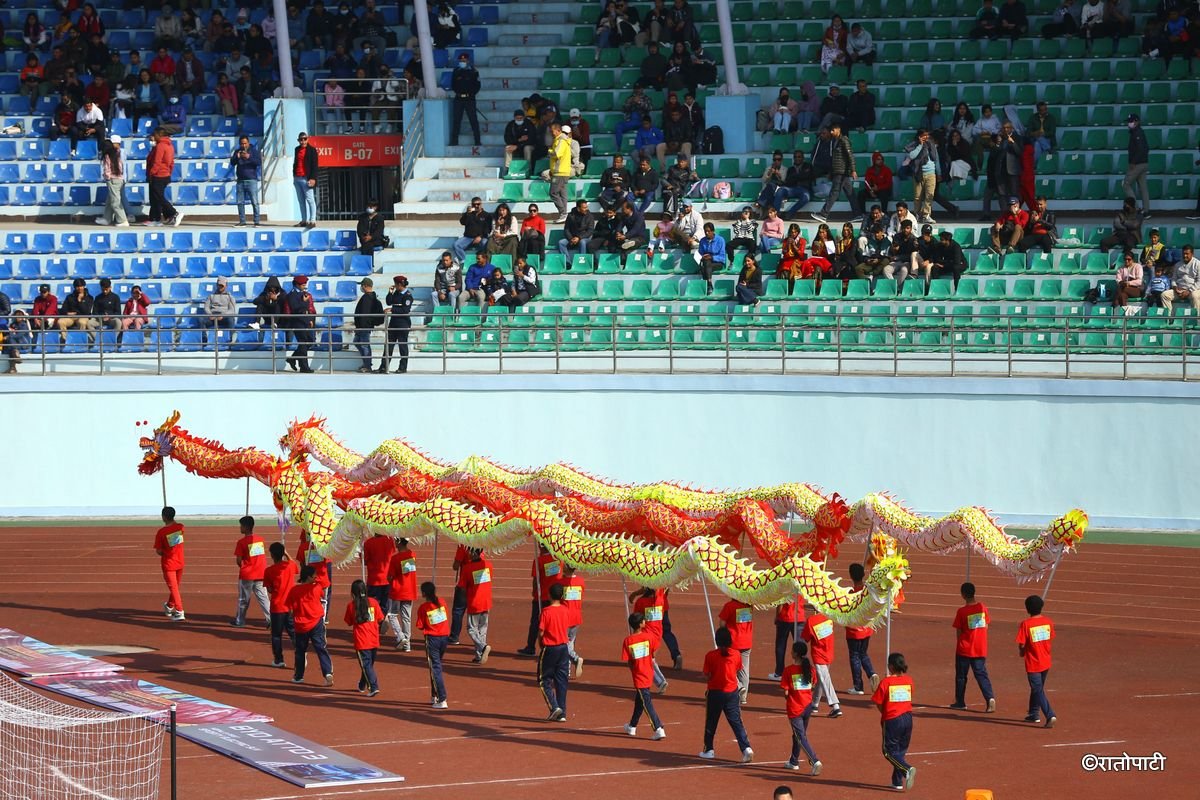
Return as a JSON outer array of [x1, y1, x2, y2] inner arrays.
[[367, 688, 380, 697], [869, 673, 880, 691], [785, 761, 801, 771], [986, 697, 996, 713], [70, 149, 76, 157], [447, 638, 460, 645], [847, 688, 865, 695], [741, 747, 754, 763], [672, 655, 684, 670], [767, 672, 782, 680], [893, 785, 905, 792], [698, 750, 715, 759], [115, 222, 130, 227], [828, 707, 842, 718], [516, 647, 535, 656], [432, 699, 448, 709], [230, 619, 244, 627], [904, 766, 917, 791], [1045, 716, 1056, 728], [403, 641, 412, 652], [1187, 216, 1200, 221], [624, 724, 637, 736], [656, 680, 669, 695], [1024, 714, 1041, 723], [163, 602, 174, 617], [850, 215, 865, 223], [651, 727, 666, 740], [949, 703, 968, 710], [923, 217, 937, 225], [272, 660, 286, 668], [480, 644, 491, 664], [248, 322, 261, 330], [173, 213, 184, 227], [1142, 212, 1152, 220], [171, 610, 186, 621], [470, 656, 482, 663], [292, 675, 304, 683], [323, 674, 334, 687], [574, 656, 584, 677], [548, 707, 565, 721], [555, 214, 568, 223], [810, 212, 827, 223], [811, 760, 823, 777], [94, 217, 108, 225]]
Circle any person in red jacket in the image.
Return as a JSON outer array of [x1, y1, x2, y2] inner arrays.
[[385, 538, 417, 651], [859, 150, 894, 213], [950, 582, 996, 712], [146, 127, 181, 226], [286, 565, 333, 686], [989, 196, 1029, 255], [621, 612, 667, 740], [463, 548, 493, 664], [873, 652, 916, 792], [416, 581, 450, 708], [263, 542, 298, 668], [769, 599, 801, 680], [231, 515, 269, 627], [31, 284, 59, 331], [700, 626, 753, 762], [538, 582, 571, 721], [718, 598, 754, 704], [631, 586, 671, 692], [1016, 594, 1056, 727], [344, 579, 384, 696], [361, 531, 396, 623], [520, 544, 562, 656], [801, 602, 841, 717], [153, 506, 185, 621], [780, 641, 821, 775], [560, 564, 586, 676], [845, 562, 879, 694]]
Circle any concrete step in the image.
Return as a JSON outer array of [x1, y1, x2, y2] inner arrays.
[[424, 188, 498, 203], [479, 76, 541, 91], [506, 12, 572, 25], [495, 33, 563, 47], [437, 166, 502, 180], [505, 2, 578, 16], [444, 143, 507, 157]]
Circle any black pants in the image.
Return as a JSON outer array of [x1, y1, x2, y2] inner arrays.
[[859, 188, 892, 214], [773, 619, 796, 675], [290, 327, 313, 368], [449, 585, 467, 640], [1041, 16, 1077, 38], [1016, 233, 1054, 253], [1099, 232, 1137, 253], [728, 237, 757, 257], [380, 326, 409, 371], [660, 607, 682, 660], [451, 97, 480, 145], [148, 176, 176, 222], [270, 610, 294, 664], [703, 689, 750, 752], [524, 598, 548, 651]]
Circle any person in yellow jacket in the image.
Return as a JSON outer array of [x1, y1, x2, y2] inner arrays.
[[549, 122, 573, 222]]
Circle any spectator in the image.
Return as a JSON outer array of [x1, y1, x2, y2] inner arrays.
[[357, 200, 389, 258], [180, 9, 205, 51], [820, 14, 848, 74], [452, 197, 492, 264], [649, 212, 676, 254], [32, 284, 59, 332], [354, 5, 388, 53], [324, 43, 357, 80], [970, 0, 1002, 39], [146, 127, 181, 226], [885, 219, 918, 285], [351, 277, 384, 373], [1027, 101, 1057, 156], [173, 49, 205, 98], [43, 46, 70, 92], [1079, 0, 1105, 42], [332, 2, 359, 48], [977, 135, 1003, 220], [402, 52, 423, 98], [1098, 198, 1143, 252], [485, 203, 520, 260], [1018, 196, 1056, 254], [696, 222, 726, 291], [20, 54, 45, 100], [811, 121, 858, 224], [615, 87, 653, 151], [846, 23, 876, 65], [600, 154, 635, 212], [433, 252, 462, 309], [833, 222, 860, 278], [342, 67, 370, 132], [810, 127, 834, 179], [859, 151, 893, 213], [158, 94, 185, 136], [667, 0, 699, 49], [1145, 263, 1171, 308], [292, 131, 318, 228], [433, 2, 462, 48], [855, 225, 891, 282], [664, 44, 690, 94], [58, 278, 96, 337], [817, 85, 848, 131], [222, 47, 250, 82], [998, 0, 1029, 38], [945, 129, 975, 180], [804, 224, 836, 280], [1099, 0, 1135, 38], [1163, 8, 1190, 61], [989, 197, 1029, 254], [886, 201, 913, 237], [735, 255, 763, 306], [642, 0, 669, 43], [672, 199, 704, 253], [84, 32, 109, 78], [1112, 251, 1144, 308], [760, 206, 785, 252], [908, 224, 941, 291], [549, 122, 573, 222], [1140, 228, 1166, 270], [767, 88, 800, 134], [1122, 113, 1151, 218], [558, 200, 595, 256], [93, 277, 121, 332], [24, 13, 51, 53], [663, 108, 694, 164], [119, 284, 151, 332], [60, 68, 87, 105], [515, 204, 546, 260], [449, 52, 481, 148], [1163, 246, 1200, 314], [791, 81, 819, 134], [950, 102, 976, 144], [1041, 0, 1079, 38], [934, 230, 969, 288], [917, 98, 947, 144], [510, 256, 540, 306], [359, 43, 384, 80], [46, 93, 78, 146], [149, 47, 176, 92], [631, 156, 659, 214], [682, 93, 705, 149], [617, 200, 648, 256], [729, 207, 759, 258], [204, 11, 228, 52], [845, 80, 876, 132], [484, 267, 513, 310], [756, 151, 787, 215], [153, 5, 183, 52], [104, 51, 129, 94], [568, 108, 593, 166], [320, 76, 342, 130], [995, 121, 1023, 205], [97, 135, 129, 227], [778, 150, 815, 218], [1140, 20, 1169, 64], [284, 274, 317, 373], [637, 41, 668, 91], [5, 310, 32, 373], [633, 116, 667, 171], [204, 277, 237, 331], [371, 65, 403, 132], [662, 154, 699, 215], [590, 207, 622, 255], [83, 74, 110, 110], [776, 223, 807, 291], [459, 252, 492, 313]]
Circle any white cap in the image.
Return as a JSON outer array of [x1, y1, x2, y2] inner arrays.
[[561, 125, 571, 133], [109, 134, 122, 144], [569, 107, 581, 118]]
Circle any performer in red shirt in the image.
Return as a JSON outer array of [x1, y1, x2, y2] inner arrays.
[[385, 538, 418, 651], [1016, 594, 1056, 727], [620, 612, 667, 740], [361, 531, 396, 618], [780, 641, 821, 775], [263, 542, 299, 668], [718, 598, 754, 704], [560, 564, 586, 676], [631, 586, 671, 691], [463, 548, 493, 664], [872, 652, 916, 792], [285, 565, 333, 686], [520, 545, 562, 656], [153, 506, 186, 621], [449, 543, 470, 644], [344, 580, 384, 696], [845, 562, 878, 694], [801, 601, 841, 717], [538, 582, 571, 721], [950, 582, 996, 712], [296, 533, 332, 620], [699, 626, 753, 762], [416, 581, 450, 708], [231, 515, 270, 627]]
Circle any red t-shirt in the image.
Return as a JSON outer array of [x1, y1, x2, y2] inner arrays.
[[560, 575, 585, 626], [802, 613, 836, 665], [343, 598, 384, 651], [386, 549, 418, 601], [703, 647, 741, 692], [846, 585, 871, 639], [233, 534, 267, 581], [533, 554, 564, 600], [454, 545, 472, 589], [719, 600, 754, 650], [416, 600, 450, 637], [1016, 615, 1055, 673], [621, 631, 658, 689], [781, 664, 815, 718], [539, 603, 570, 646], [154, 523, 185, 570], [633, 590, 667, 641], [296, 539, 330, 588], [464, 556, 493, 613], [294, 146, 309, 178], [873, 675, 914, 720], [263, 559, 299, 613], [286, 582, 325, 634], [953, 601, 990, 658], [362, 535, 396, 586], [775, 600, 798, 624]]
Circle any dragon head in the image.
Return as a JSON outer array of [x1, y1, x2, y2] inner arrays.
[[1049, 508, 1088, 549], [811, 493, 851, 562], [137, 411, 181, 475], [278, 416, 326, 459]]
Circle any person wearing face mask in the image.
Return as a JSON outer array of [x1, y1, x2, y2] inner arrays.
[[159, 93, 186, 136], [357, 200, 390, 259], [449, 53, 481, 148], [378, 276, 413, 374]]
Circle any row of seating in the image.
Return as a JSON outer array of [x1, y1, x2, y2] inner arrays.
[[0, 3, 408, 27], [21, 328, 348, 355], [2, 160, 249, 184], [577, 0, 1065, 25], [0, 229, 355, 254], [0, 277, 363, 303], [0, 136, 256, 162]]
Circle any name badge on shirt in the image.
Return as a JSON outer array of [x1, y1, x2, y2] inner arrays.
[[814, 620, 834, 639], [564, 585, 582, 601], [735, 608, 753, 624], [888, 683, 912, 703], [645, 605, 663, 621], [401, 558, 416, 574], [306, 549, 323, 564], [427, 606, 447, 625], [967, 612, 987, 630], [1030, 624, 1051, 643], [628, 641, 650, 659], [166, 532, 184, 547], [790, 673, 813, 691], [473, 567, 491, 585], [248, 541, 265, 558], [367, 607, 376, 622], [543, 562, 561, 577]]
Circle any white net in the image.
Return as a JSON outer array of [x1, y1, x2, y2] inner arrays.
[[0, 671, 168, 800]]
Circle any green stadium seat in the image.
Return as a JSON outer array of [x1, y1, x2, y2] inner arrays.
[[873, 278, 898, 299], [1027, 253, 1053, 273], [953, 278, 979, 300], [545, 280, 570, 301], [983, 279, 1007, 299], [1009, 279, 1035, 300], [927, 278, 955, 300], [1038, 279, 1063, 300]]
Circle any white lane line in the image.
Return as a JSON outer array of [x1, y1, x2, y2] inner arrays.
[[1043, 740, 1125, 748], [345, 722, 674, 749], [908, 748, 969, 755], [1132, 691, 1200, 698]]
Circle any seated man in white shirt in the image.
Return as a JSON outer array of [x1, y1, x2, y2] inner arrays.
[[72, 99, 106, 155]]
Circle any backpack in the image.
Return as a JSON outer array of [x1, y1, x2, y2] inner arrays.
[[701, 125, 724, 155], [711, 181, 732, 200]]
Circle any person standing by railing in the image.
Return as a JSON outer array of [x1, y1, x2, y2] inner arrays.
[[370, 66, 404, 133], [230, 135, 261, 227], [449, 52, 481, 148], [353, 277, 383, 374], [292, 132, 319, 228], [285, 275, 316, 373], [378, 275, 413, 374]]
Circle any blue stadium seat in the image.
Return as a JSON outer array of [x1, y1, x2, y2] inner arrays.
[[173, 185, 200, 205], [98, 330, 119, 353], [24, 163, 47, 182], [193, 96, 218, 115], [215, 117, 239, 136], [242, 117, 264, 136], [109, 118, 133, 137], [303, 230, 331, 251], [132, 30, 155, 51], [278, 231, 303, 251], [308, 280, 330, 302], [265, 255, 290, 277], [169, 282, 193, 303], [68, 186, 92, 206], [87, 233, 113, 254], [233, 329, 265, 351], [152, 307, 176, 328], [155, 257, 181, 278], [12, 186, 36, 206], [119, 330, 146, 353], [78, 163, 102, 183], [466, 28, 488, 47], [177, 330, 204, 351], [293, 255, 318, 277], [0, 260, 11, 280], [186, 117, 214, 136], [126, 184, 147, 207], [0, 164, 20, 184], [183, 162, 210, 182], [59, 233, 83, 254], [129, 257, 153, 279], [197, 231, 221, 252], [203, 184, 230, 204], [49, 163, 75, 183], [208, 138, 235, 159], [29, 234, 55, 254], [212, 256, 235, 277], [142, 232, 166, 253], [0, 141, 16, 161], [128, 162, 147, 183], [62, 331, 93, 354], [14, 256, 37, 277], [36, 331, 63, 355], [318, 255, 344, 276], [226, 281, 248, 303], [6, 233, 29, 254], [183, 257, 208, 278], [19, 140, 44, 161], [43, 259, 69, 280], [46, 139, 70, 161], [167, 232, 193, 252], [73, 140, 98, 160], [333, 229, 357, 250], [251, 231, 276, 251], [99, 258, 125, 279], [112, 232, 139, 253], [236, 256, 263, 277], [180, 139, 205, 159], [136, 119, 155, 137], [39, 186, 65, 205], [347, 255, 372, 276], [140, 282, 163, 303]]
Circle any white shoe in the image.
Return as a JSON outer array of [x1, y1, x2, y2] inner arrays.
[[870, 673, 881, 691], [574, 656, 584, 676], [767, 672, 782, 680], [248, 322, 261, 330], [480, 644, 491, 664], [173, 213, 184, 227], [115, 222, 130, 227], [171, 610, 186, 621], [904, 766, 916, 790], [555, 215, 568, 223], [94, 216, 109, 225], [163, 602, 174, 617], [698, 749, 715, 759], [651, 727, 666, 740], [624, 724, 637, 736], [432, 699, 448, 709], [323, 673, 334, 687], [741, 747, 754, 763], [847, 688, 865, 695], [811, 760, 823, 776], [656, 680, 669, 695]]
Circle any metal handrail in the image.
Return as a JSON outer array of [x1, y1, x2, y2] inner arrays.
[[401, 99, 425, 202], [311, 78, 408, 136], [258, 103, 285, 206]]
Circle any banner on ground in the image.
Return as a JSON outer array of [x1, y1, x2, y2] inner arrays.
[[180, 722, 404, 788], [0, 628, 123, 677], [26, 675, 272, 725]]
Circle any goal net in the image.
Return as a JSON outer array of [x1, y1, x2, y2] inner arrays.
[[0, 671, 169, 800]]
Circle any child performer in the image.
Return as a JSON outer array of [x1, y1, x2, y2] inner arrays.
[[1016, 594, 1056, 727], [416, 581, 450, 708], [700, 626, 754, 763], [286, 565, 334, 686], [154, 506, 186, 621], [780, 641, 822, 775], [345, 579, 384, 696], [385, 538, 417, 651], [538, 582, 571, 721], [263, 542, 298, 668], [872, 652, 916, 792], [621, 612, 667, 740]]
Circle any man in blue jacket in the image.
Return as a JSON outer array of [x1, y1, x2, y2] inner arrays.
[[459, 251, 493, 314], [633, 116, 667, 172], [697, 222, 727, 292], [230, 135, 262, 226], [159, 95, 187, 136]]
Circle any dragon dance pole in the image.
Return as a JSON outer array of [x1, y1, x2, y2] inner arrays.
[[620, 575, 631, 620], [1041, 547, 1066, 601], [432, 532, 439, 576], [698, 572, 717, 646], [160, 465, 167, 507], [245, 477, 250, 516], [884, 595, 892, 656], [965, 541, 971, 582]]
